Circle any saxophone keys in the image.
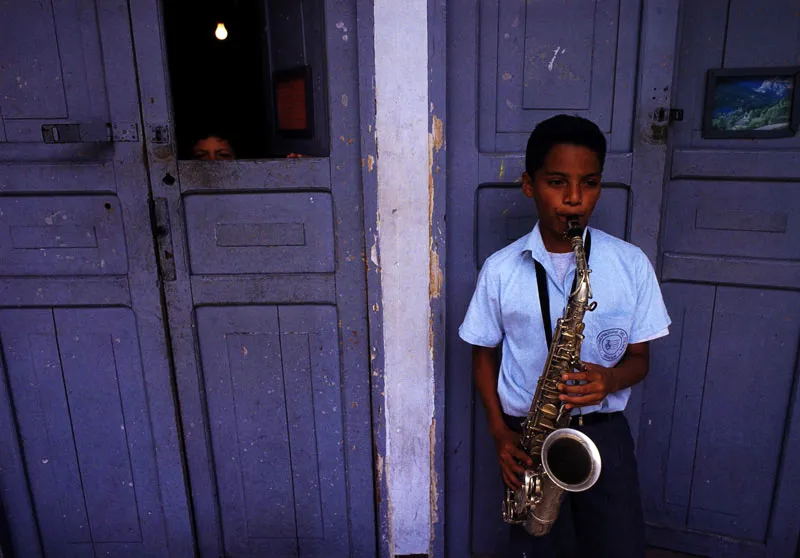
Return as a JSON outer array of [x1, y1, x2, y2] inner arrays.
[[540, 403, 559, 419]]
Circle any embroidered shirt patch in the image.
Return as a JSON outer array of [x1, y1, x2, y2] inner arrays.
[[597, 328, 628, 361]]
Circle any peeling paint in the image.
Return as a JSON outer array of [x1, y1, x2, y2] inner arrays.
[[430, 115, 444, 153], [367, 154, 375, 172], [376, 451, 385, 498], [548, 46, 566, 72], [429, 249, 442, 299], [342, 94, 349, 107], [370, 240, 380, 268], [499, 159, 506, 180], [335, 21, 349, 42], [428, 113, 444, 302], [44, 210, 65, 225]]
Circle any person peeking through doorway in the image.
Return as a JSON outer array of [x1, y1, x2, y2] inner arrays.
[[191, 130, 237, 161]]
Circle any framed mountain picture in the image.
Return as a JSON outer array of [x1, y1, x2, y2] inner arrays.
[[702, 67, 800, 139]]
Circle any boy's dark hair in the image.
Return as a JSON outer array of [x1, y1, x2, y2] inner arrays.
[[190, 126, 236, 148], [179, 122, 237, 159], [525, 114, 607, 176]]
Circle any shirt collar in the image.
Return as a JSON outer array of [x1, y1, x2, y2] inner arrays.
[[522, 222, 548, 263], [522, 221, 591, 287], [522, 221, 590, 259]]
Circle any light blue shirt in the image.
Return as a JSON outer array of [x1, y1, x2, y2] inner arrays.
[[459, 223, 671, 417]]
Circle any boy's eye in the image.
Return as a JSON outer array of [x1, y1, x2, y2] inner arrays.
[[547, 179, 564, 186], [585, 180, 599, 187]]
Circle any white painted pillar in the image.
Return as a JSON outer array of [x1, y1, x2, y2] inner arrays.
[[374, 0, 434, 555]]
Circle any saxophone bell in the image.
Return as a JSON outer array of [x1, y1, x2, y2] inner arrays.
[[540, 427, 602, 493]]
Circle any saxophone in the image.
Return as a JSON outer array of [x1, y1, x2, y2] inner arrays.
[[502, 219, 602, 536]]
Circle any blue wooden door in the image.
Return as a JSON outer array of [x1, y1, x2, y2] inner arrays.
[[444, 1, 677, 555], [637, 1, 800, 556], [0, 1, 193, 556], [129, 1, 376, 556]]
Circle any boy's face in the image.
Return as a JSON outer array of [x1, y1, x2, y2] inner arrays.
[[522, 143, 602, 252], [192, 136, 236, 161]]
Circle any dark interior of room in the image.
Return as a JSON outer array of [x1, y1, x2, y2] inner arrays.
[[163, 0, 270, 159]]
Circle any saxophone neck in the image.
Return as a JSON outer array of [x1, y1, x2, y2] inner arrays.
[[565, 221, 592, 305]]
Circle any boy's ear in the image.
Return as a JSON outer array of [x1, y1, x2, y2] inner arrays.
[[521, 171, 535, 198]]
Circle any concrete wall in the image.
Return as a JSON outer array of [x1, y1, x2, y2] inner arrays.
[[374, 0, 436, 554]]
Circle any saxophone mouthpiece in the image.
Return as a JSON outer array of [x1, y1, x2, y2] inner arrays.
[[565, 218, 583, 239]]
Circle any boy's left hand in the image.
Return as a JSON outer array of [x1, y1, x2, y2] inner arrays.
[[557, 363, 619, 409]]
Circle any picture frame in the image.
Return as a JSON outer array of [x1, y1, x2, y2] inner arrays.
[[702, 66, 800, 139], [273, 65, 315, 139]]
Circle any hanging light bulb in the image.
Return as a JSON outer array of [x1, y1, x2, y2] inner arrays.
[[215, 22, 228, 40]]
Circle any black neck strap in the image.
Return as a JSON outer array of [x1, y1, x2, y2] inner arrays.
[[534, 230, 591, 349]]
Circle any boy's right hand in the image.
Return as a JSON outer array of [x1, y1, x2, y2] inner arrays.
[[490, 425, 534, 490]]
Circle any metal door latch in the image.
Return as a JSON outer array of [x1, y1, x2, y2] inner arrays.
[[41, 122, 139, 143], [41, 124, 83, 143], [650, 107, 684, 143], [149, 124, 171, 144], [655, 107, 684, 123]]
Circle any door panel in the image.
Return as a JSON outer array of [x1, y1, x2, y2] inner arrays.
[[479, 0, 640, 152], [663, 181, 799, 260], [688, 288, 797, 542], [0, 309, 171, 558], [0, 1, 193, 556], [196, 305, 349, 557], [0, 196, 127, 275], [130, 0, 376, 555], [184, 193, 335, 274], [639, 283, 715, 532], [0, 0, 116, 141], [0, 0, 68, 119], [643, 287, 800, 544], [638, 1, 800, 555]]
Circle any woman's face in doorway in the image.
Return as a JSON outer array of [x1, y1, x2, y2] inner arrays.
[[192, 136, 236, 161]]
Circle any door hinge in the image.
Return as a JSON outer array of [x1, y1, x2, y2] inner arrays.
[[152, 197, 177, 282], [41, 122, 139, 143], [111, 122, 140, 142]]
